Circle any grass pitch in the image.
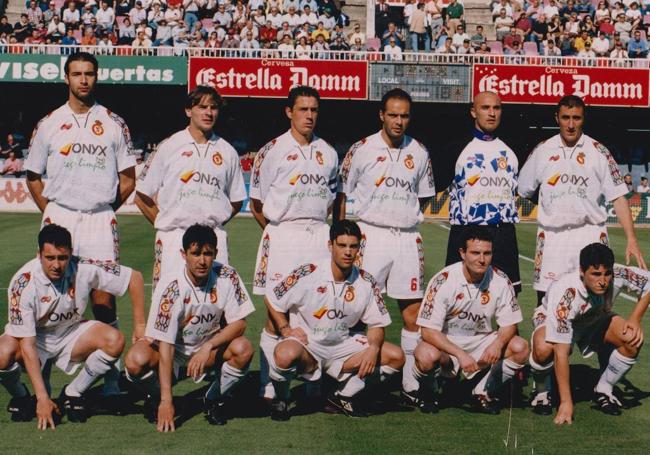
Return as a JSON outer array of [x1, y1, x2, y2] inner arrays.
[[1, 214, 650, 454]]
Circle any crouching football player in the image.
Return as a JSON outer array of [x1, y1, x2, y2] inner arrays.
[[0, 224, 146, 429], [264, 220, 404, 420], [413, 227, 528, 414], [124, 224, 255, 432], [530, 243, 650, 424]]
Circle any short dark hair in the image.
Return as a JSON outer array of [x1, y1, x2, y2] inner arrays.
[[330, 220, 362, 242], [64, 52, 98, 75], [182, 224, 217, 251], [287, 85, 320, 109], [580, 243, 614, 272], [380, 88, 412, 112], [186, 85, 224, 110], [38, 224, 72, 252], [460, 226, 494, 250], [556, 95, 586, 114]]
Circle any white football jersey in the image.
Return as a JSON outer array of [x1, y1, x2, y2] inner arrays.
[[25, 103, 136, 211], [266, 262, 391, 346], [5, 257, 132, 337], [538, 264, 650, 345], [417, 262, 522, 336], [518, 133, 628, 228], [339, 131, 436, 229], [136, 128, 247, 231], [145, 262, 254, 356], [249, 130, 338, 223]]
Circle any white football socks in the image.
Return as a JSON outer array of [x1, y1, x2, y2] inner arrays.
[[595, 349, 637, 396], [68, 349, 119, 397]]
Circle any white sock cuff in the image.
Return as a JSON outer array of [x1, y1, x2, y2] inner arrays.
[[269, 365, 296, 382], [125, 368, 155, 383], [222, 361, 246, 378], [529, 353, 553, 372], [380, 365, 399, 376], [108, 319, 120, 329], [261, 328, 281, 341], [504, 358, 525, 371], [337, 375, 366, 398], [401, 328, 421, 341], [0, 362, 21, 375], [612, 349, 637, 365], [92, 349, 119, 366]]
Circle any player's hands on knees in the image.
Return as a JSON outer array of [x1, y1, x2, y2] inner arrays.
[[357, 346, 380, 379], [478, 341, 502, 366], [554, 402, 573, 425], [623, 320, 643, 348], [286, 327, 308, 345], [459, 352, 479, 374], [36, 397, 60, 431], [132, 323, 146, 344], [187, 344, 212, 380], [157, 400, 175, 433]]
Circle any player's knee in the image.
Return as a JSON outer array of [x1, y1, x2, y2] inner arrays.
[[385, 344, 406, 368], [103, 329, 125, 357], [125, 347, 149, 376], [274, 343, 300, 370], [509, 336, 529, 358], [414, 342, 439, 372], [230, 337, 254, 365], [0, 338, 18, 369]]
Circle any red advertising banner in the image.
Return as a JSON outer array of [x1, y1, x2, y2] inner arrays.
[[472, 64, 650, 107], [188, 57, 368, 100]]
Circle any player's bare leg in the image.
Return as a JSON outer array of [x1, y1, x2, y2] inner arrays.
[[399, 298, 423, 405], [91, 290, 122, 400], [529, 326, 555, 415], [61, 322, 125, 422], [269, 340, 318, 421], [413, 341, 445, 413], [0, 334, 33, 421], [124, 340, 162, 422], [593, 315, 641, 415]]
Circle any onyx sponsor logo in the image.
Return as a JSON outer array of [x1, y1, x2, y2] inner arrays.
[[467, 175, 512, 188], [448, 309, 487, 323], [374, 175, 413, 191], [48, 308, 80, 322], [190, 313, 217, 325], [313, 306, 347, 320], [59, 143, 108, 156], [289, 173, 327, 186], [546, 173, 589, 186], [179, 170, 222, 188]]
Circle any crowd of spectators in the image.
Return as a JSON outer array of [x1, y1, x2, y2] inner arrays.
[[375, 0, 650, 60], [0, 134, 26, 178], [0, 0, 361, 56]]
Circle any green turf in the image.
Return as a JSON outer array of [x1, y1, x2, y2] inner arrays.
[[1, 214, 650, 454]]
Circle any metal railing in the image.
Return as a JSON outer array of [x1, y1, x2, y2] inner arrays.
[[1, 43, 649, 68]]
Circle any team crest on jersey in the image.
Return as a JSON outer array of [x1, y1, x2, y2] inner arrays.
[[353, 234, 366, 268], [212, 152, 223, 166], [110, 218, 119, 262], [153, 239, 163, 291], [576, 152, 585, 165], [9, 272, 31, 326], [181, 150, 193, 157], [420, 271, 449, 320], [344, 286, 355, 303], [210, 287, 218, 304], [404, 154, 414, 170], [60, 123, 72, 130], [92, 120, 104, 136], [497, 156, 507, 170], [534, 232, 545, 284], [79, 258, 121, 276], [253, 139, 276, 186], [360, 270, 388, 315], [555, 288, 576, 333], [416, 237, 424, 289], [594, 141, 623, 185], [480, 290, 490, 305], [316, 151, 324, 165], [273, 264, 317, 300], [219, 265, 248, 306], [254, 233, 270, 289], [154, 280, 180, 332], [60, 143, 72, 156]]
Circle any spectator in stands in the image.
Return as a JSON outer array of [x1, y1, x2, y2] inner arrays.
[[495, 9, 514, 40], [457, 38, 474, 54], [330, 35, 349, 56], [611, 2, 626, 21], [506, 38, 523, 54], [14, 14, 32, 42], [594, 1, 611, 24], [544, 0, 560, 20], [384, 35, 404, 59], [351, 36, 366, 54], [637, 177, 650, 194], [0, 151, 24, 177], [530, 13, 549, 49], [60, 26, 78, 46], [560, 0, 579, 23], [190, 29, 205, 48], [43, 2, 58, 25], [129, 1, 147, 27], [1, 134, 21, 159], [582, 15, 597, 35], [283, 5, 301, 28], [382, 22, 404, 49], [409, 2, 431, 52], [301, 5, 319, 27], [240, 20, 259, 40], [277, 34, 295, 57], [628, 29, 649, 57], [116, 0, 131, 16], [446, 0, 464, 35], [173, 29, 190, 51], [240, 30, 261, 53], [81, 4, 95, 28], [599, 16, 615, 36], [260, 20, 278, 43], [46, 15, 66, 41], [27, 1, 44, 27], [624, 174, 635, 193], [285, 0, 300, 11], [515, 13, 532, 40], [206, 30, 221, 49], [436, 35, 455, 53], [277, 22, 293, 41], [576, 0, 595, 15], [96, 1, 115, 33], [295, 35, 312, 58], [577, 41, 597, 64], [97, 32, 114, 54], [148, 3, 164, 29], [252, 7, 267, 28], [311, 22, 330, 41], [525, 0, 543, 22], [319, 10, 336, 31], [331, 24, 346, 42], [560, 31, 575, 54], [626, 2, 643, 30], [543, 38, 562, 55], [0, 16, 13, 36], [80, 26, 97, 46], [347, 22, 364, 45], [268, 6, 283, 28], [492, 0, 513, 20], [183, 0, 201, 33], [213, 4, 233, 28], [565, 11, 581, 36], [471, 25, 486, 50], [547, 14, 561, 36], [573, 29, 592, 52], [118, 16, 136, 44], [426, 0, 443, 38], [165, 3, 183, 27], [312, 33, 329, 58], [615, 13, 632, 43], [592, 30, 610, 55], [222, 28, 240, 50], [375, 0, 391, 39], [63, 2, 80, 29], [476, 42, 491, 54], [451, 23, 470, 50], [610, 37, 629, 58], [503, 26, 520, 50]]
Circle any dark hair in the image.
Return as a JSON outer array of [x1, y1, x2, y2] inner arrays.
[[182, 224, 218, 251], [580, 243, 614, 272], [460, 226, 494, 250], [38, 224, 72, 252], [287, 85, 320, 109], [556, 95, 586, 114], [330, 220, 362, 242], [380, 88, 412, 112], [186, 85, 224, 110], [64, 52, 98, 75]]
